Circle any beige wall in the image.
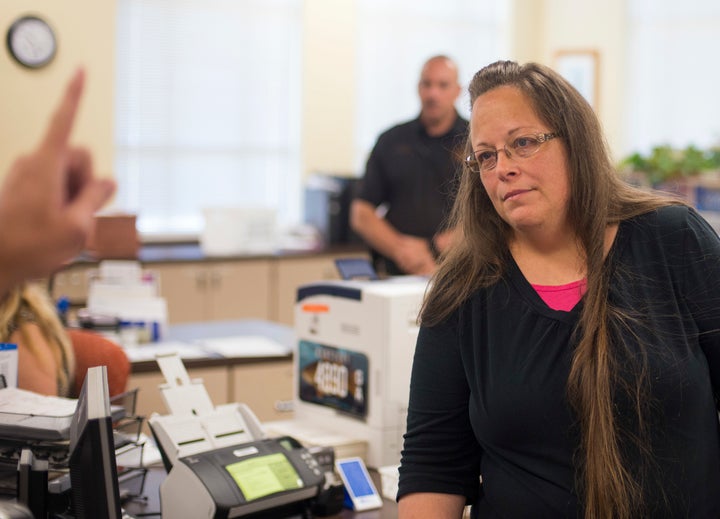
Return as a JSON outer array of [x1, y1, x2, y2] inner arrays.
[[540, 0, 626, 160], [0, 0, 628, 187], [302, 0, 356, 175], [510, 0, 547, 63], [511, 0, 626, 159], [0, 0, 115, 182]]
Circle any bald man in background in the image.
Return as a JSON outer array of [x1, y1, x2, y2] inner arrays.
[[351, 55, 468, 276]]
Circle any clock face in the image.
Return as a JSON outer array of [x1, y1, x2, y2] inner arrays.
[[6, 16, 57, 69]]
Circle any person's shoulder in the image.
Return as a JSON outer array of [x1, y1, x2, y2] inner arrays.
[[635, 204, 700, 228], [627, 204, 720, 242], [453, 113, 469, 131], [376, 118, 421, 141], [442, 113, 468, 143], [627, 204, 687, 226]]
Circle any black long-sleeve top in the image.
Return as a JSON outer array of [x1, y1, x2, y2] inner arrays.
[[398, 205, 720, 517]]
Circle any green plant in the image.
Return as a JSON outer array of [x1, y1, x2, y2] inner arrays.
[[621, 145, 720, 186]]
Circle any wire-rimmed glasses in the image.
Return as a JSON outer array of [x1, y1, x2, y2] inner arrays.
[[465, 132, 559, 173]]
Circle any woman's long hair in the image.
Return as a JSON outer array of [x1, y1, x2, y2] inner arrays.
[[0, 283, 75, 396], [421, 60, 681, 519]]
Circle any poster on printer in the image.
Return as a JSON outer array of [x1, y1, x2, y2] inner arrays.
[[298, 340, 368, 418]]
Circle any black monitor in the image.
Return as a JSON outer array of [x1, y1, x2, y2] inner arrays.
[[68, 365, 122, 519], [334, 257, 378, 281]]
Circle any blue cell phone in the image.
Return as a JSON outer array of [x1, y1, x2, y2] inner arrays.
[[335, 457, 383, 511]]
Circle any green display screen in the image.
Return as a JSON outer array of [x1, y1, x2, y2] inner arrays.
[[225, 453, 303, 501]]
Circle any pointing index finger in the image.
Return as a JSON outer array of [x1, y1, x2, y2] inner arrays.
[[42, 68, 85, 150]]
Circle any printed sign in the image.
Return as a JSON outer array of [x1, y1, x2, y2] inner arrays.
[[298, 340, 368, 418]]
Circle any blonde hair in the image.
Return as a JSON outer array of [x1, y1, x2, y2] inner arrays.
[[0, 283, 75, 396], [422, 61, 684, 519]]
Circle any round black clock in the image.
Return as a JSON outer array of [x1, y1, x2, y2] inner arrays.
[[6, 15, 57, 69]]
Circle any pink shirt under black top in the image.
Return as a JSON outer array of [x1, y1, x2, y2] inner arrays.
[[531, 279, 587, 312]]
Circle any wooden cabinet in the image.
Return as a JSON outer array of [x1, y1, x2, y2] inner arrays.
[[154, 260, 272, 323], [230, 360, 295, 422], [49, 246, 369, 325], [153, 251, 369, 325], [272, 251, 370, 325]]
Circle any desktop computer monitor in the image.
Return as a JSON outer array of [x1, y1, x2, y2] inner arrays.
[[68, 365, 122, 519]]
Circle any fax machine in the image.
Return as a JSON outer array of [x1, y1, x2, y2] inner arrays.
[[148, 354, 331, 518], [160, 436, 325, 519]]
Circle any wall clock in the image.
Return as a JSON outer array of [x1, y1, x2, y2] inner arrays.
[[6, 15, 57, 69]]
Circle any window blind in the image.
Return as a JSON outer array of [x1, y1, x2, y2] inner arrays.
[[624, 0, 720, 156], [114, 0, 302, 238]]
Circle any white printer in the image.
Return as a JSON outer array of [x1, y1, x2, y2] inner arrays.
[[265, 276, 428, 468]]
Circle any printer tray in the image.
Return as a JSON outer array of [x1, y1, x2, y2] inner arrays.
[[0, 388, 125, 442]]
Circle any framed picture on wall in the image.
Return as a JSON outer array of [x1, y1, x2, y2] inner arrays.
[[554, 50, 600, 110]]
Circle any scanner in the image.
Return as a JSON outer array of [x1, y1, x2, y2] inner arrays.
[[148, 353, 266, 469], [149, 354, 327, 518]]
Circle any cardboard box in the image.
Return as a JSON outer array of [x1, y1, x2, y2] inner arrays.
[[86, 214, 140, 259]]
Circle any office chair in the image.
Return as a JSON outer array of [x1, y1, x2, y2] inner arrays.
[[67, 329, 130, 399]]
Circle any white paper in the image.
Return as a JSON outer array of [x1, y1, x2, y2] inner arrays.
[[122, 341, 209, 363], [0, 387, 77, 417], [197, 335, 290, 358]]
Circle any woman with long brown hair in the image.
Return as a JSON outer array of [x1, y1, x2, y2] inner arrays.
[[397, 60, 720, 518]]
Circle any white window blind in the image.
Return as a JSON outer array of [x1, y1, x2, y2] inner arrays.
[[354, 0, 511, 171], [624, 0, 720, 156], [114, 0, 302, 238]]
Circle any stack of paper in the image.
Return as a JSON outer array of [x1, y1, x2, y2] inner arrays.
[[197, 335, 291, 358]]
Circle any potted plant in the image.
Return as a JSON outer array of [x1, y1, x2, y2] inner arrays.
[[620, 144, 720, 202], [621, 145, 717, 185]]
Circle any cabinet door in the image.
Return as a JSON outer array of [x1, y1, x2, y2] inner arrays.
[[208, 260, 272, 321], [273, 252, 370, 325], [153, 263, 209, 323], [230, 360, 294, 422]]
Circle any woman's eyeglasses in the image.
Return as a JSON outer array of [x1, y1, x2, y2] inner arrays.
[[465, 132, 559, 173]]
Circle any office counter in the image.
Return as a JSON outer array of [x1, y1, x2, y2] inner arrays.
[[130, 319, 294, 373]]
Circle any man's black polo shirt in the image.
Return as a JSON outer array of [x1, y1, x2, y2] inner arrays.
[[356, 113, 468, 275]]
